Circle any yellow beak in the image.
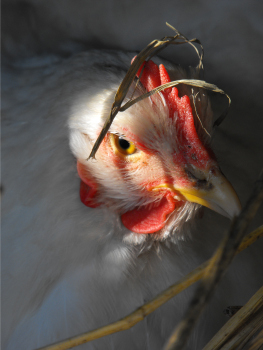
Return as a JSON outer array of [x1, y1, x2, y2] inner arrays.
[[154, 168, 241, 219]]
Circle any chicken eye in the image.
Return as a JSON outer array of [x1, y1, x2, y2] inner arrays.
[[118, 138, 130, 150], [111, 134, 136, 156]]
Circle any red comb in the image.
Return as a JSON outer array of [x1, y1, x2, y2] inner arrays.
[[133, 58, 213, 168], [134, 59, 182, 119]]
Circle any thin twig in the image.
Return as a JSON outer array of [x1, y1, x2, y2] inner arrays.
[[165, 22, 204, 74], [236, 224, 263, 253], [163, 170, 263, 350], [36, 225, 263, 350], [119, 79, 230, 112], [192, 90, 211, 137]]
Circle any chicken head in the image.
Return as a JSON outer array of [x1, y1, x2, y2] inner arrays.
[[69, 59, 241, 238]]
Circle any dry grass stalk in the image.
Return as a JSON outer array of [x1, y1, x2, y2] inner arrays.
[[163, 170, 263, 350], [120, 79, 230, 112], [202, 287, 263, 350], [87, 24, 230, 160], [36, 225, 263, 350]]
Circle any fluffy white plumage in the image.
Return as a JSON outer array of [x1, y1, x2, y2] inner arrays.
[[2, 48, 262, 350]]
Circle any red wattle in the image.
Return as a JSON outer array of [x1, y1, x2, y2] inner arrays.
[[79, 180, 100, 208], [77, 161, 100, 208], [121, 195, 176, 234]]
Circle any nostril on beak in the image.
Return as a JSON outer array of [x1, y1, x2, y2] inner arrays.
[[185, 166, 207, 180], [185, 165, 214, 191]]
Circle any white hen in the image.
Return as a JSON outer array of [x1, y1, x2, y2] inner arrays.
[[1, 49, 262, 350]]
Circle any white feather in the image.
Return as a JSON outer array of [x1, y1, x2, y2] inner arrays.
[[2, 16, 263, 350]]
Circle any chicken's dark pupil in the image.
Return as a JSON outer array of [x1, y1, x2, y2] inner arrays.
[[118, 138, 130, 150]]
